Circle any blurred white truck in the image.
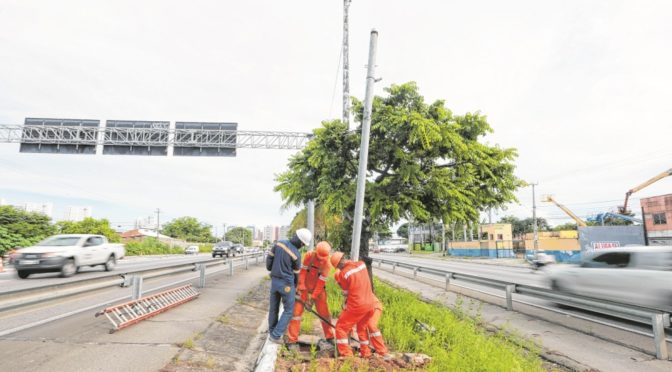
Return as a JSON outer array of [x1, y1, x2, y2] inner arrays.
[[13, 234, 126, 279]]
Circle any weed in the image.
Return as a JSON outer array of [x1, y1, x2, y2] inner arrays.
[[205, 356, 216, 369], [309, 344, 318, 372], [340, 357, 353, 372], [183, 337, 194, 349], [218, 314, 230, 324], [263, 274, 271, 281], [301, 309, 316, 333]]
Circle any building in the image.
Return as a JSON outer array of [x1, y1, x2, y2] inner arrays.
[[641, 194, 672, 246], [121, 229, 185, 246], [135, 216, 159, 230], [22, 202, 53, 218], [279, 225, 290, 240], [246, 225, 257, 240], [274, 226, 280, 242], [263, 225, 276, 242], [64, 206, 92, 222]]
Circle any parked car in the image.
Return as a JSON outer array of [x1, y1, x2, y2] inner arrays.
[[546, 246, 672, 310], [13, 234, 126, 279], [185, 245, 199, 255], [212, 241, 241, 258]]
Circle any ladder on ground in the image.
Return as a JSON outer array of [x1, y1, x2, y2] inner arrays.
[[96, 285, 199, 333]]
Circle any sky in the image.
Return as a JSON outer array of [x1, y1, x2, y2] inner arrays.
[[0, 0, 671, 232]]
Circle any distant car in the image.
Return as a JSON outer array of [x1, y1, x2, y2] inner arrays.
[[212, 241, 239, 258], [13, 234, 125, 279], [185, 245, 199, 255], [232, 243, 245, 255], [546, 246, 672, 310]]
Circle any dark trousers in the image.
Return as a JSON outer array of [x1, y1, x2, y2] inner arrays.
[[268, 278, 296, 339]]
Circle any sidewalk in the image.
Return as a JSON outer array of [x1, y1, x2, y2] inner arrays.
[[374, 269, 672, 372]]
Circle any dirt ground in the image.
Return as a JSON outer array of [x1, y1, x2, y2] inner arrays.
[[161, 279, 271, 372]]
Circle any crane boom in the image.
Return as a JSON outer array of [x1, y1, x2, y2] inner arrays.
[[543, 195, 588, 227], [620, 168, 672, 214]]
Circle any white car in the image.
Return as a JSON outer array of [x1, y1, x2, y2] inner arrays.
[[546, 246, 672, 310], [185, 245, 199, 255], [14, 234, 125, 279]]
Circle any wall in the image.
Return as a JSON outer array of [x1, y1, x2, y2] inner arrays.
[[641, 194, 672, 245], [578, 226, 645, 250]]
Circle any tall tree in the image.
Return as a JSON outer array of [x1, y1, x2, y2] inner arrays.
[[276, 82, 522, 260], [0, 206, 55, 254], [225, 227, 252, 246], [498, 215, 550, 237], [56, 217, 121, 242], [162, 217, 214, 242]]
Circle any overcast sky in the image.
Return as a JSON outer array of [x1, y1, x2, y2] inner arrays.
[[1, 0, 671, 232]]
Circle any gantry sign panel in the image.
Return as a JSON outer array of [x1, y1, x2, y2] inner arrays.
[[103, 120, 169, 156], [173, 122, 237, 157], [20, 118, 100, 154]]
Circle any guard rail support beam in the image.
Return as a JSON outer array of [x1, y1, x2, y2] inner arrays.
[[413, 267, 419, 279], [198, 264, 206, 288], [245, 256, 249, 270], [392, 262, 397, 273], [652, 314, 669, 360], [131, 275, 143, 300], [228, 260, 234, 276], [505, 284, 515, 311], [445, 273, 453, 291]]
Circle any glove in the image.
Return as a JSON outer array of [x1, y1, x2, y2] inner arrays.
[[305, 298, 314, 309]]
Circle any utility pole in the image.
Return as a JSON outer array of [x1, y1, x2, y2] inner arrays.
[[343, 0, 351, 128], [531, 183, 539, 251], [155, 208, 161, 239], [350, 30, 378, 262]]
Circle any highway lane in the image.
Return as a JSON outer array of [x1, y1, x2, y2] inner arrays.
[[371, 253, 672, 355], [371, 253, 545, 287], [0, 253, 224, 293]]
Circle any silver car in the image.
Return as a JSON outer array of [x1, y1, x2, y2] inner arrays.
[[546, 246, 672, 310]]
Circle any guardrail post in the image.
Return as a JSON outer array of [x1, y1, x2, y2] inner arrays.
[[198, 264, 206, 288], [505, 284, 515, 311], [392, 262, 397, 273], [651, 314, 669, 360], [256, 254, 259, 265], [445, 273, 453, 291], [228, 259, 234, 276], [245, 256, 249, 270], [131, 275, 143, 300], [378, 260, 382, 268], [413, 267, 419, 280]]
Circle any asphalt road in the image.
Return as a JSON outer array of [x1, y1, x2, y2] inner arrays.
[[0, 253, 226, 293]]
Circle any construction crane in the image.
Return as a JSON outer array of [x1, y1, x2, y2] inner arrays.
[[543, 195, 588, 227], [619, 167, 672, 214]]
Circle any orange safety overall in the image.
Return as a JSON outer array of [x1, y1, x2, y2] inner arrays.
[[334, 261, 375, 357], [359, 295, 388, 357], [287, 251, 334, 343]]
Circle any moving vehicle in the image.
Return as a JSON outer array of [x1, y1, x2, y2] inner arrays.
[[212, 241, 243, 258], [13, 234, 126, 279], [184, 245, 199, 255], [546, 246, 672, 310]]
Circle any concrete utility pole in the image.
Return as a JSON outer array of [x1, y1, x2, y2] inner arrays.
[[343, 0, 352, 128], [155, 208, 161, 239], [307, 200, 315, 251], [350, 30, 379, 262], [531, 183, 539, 250]]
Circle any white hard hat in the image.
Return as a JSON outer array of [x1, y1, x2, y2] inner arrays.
[[295, 228, 313, 246]]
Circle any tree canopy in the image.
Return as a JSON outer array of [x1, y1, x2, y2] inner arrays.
[[0, 206, 55, 254], [275, 82, 522, 257], [162, 217, 214, 243], [498, 215, 550, 237], [225, 227, 252, 246], [56, 217, 121, 242]]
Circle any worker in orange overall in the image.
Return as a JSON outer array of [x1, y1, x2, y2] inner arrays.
[[286, 241, 334, 349], [331, 252, 388, 358]]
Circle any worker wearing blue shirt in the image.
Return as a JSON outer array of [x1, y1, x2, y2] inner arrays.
[[266, 228, 312, 344]]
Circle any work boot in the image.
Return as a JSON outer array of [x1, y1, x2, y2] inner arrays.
[[268, 335, 284, 345]]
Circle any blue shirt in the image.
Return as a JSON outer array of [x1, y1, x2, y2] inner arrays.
[[266, 239, 301, 284]]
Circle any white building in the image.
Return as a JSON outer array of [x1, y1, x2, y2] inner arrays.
[[279, 225, 290, 240], [64, 206, 92, 222], [23, 202, 54, 217], [263, 225, 276, 242], [135, 216, 159, 230]]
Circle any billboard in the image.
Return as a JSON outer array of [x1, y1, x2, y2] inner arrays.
[[20, 118, 99, 154], [173, 122, 237, 157], [578, 226, 645, 252], [103, 120, 169, 156]]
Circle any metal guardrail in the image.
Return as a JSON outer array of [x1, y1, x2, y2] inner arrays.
[[373, 257, 672, 360], [0, 252, 266, 313]]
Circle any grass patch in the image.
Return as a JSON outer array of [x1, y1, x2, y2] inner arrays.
[[301, 308, 316, 333], [182, 337, 194, 349], [125, 238, 184, 256], [324, 277, 545, 371]]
